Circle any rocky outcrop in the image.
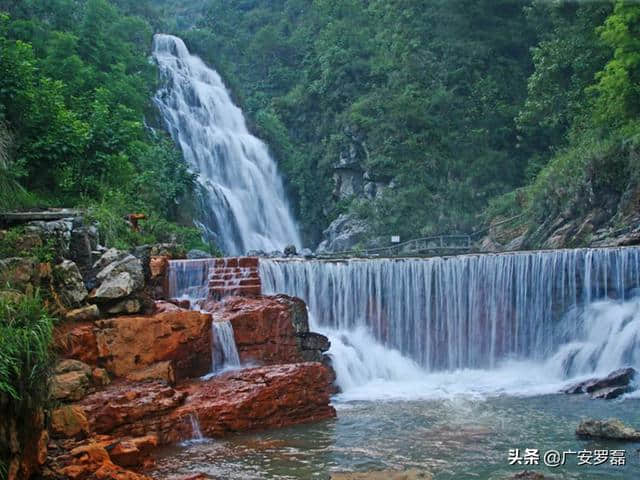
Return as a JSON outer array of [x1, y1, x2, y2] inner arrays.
[[576, 418, 640, 441], [46, 440, 153, 480], [317, 213, 370, 254], [90, 254, 144, 304], [170, 363, 336, 441], [0, 257, 40, 289], [207, 295, 330, 365], [505, 473, 546, 480], [330, 470, 432, 480], [51, 363, 335, 446], [563, 367, 636, 399], [55, 322, 100, 365], [50, 360, 111, 403], [65, 304, 101, 322], [78, 381, 186, 436], [94, 310, 212, 382], [53, 260, 88, 308]]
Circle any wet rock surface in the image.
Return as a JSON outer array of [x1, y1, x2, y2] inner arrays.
[[563, 367, 636, 399], [576, 418, 640, 441], [208, 295, 329, 365], [330, 470, 433, 480], [94, 310, 212, 381]]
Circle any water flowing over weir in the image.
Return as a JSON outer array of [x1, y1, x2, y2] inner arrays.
[[260, 247, 640, 396], [152, 34, 301, 255]]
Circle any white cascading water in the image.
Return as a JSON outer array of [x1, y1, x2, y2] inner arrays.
[[212, 321, 241, 372], [152, 34, 301, 255], [260, 247, 640, 400], [167, 260, 242, 375]]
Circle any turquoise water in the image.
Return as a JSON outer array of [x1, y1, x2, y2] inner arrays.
[[151, 394, 640, 479]]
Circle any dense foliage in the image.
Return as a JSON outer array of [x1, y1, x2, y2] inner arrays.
[[0, 0, 212, 251], [173, 0, 640, 246], [2, 0, 640, 248]]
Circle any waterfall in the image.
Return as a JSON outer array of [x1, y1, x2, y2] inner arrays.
[[167, 259, 217, 307], [212, 320, 241, 372], [152, 34, 301, 255], [260, 247, 640, 398]]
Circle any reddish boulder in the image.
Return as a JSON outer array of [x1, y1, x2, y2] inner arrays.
[[95, 310, 212, 381], [169, 363, 336, 441], [49, 441, 153, 480], [77, 381, 186, 435], [207, 295, 329, 365]]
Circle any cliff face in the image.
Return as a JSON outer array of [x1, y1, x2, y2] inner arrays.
[[481, 144, 640, 252]]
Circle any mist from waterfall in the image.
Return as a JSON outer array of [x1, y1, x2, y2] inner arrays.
[[261, 248, 640, 400], [152, 34, 301, 255]]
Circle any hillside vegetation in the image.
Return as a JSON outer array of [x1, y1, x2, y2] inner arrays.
[[177, 0, 640, 247], [1, 0, 639, 249], [0, 0, 210, 251]]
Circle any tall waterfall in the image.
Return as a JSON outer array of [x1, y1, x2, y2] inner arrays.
[[152, 34, 301, 255], [260, 248, 640, 398]]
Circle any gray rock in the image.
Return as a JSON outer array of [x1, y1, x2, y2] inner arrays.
[[91, 272, 137, 301], [92, 248, 126, 271], [576, 418, 640, 441], [563, 367, 636, 399], [103, 297, 142, 315], [590, 386, 632, 400], [96, 254, 144, 288], [284, 245, 297, 256], [300, 248, 314, 258], [25, 219, 74, 256], [299, 332, 330, 352], [53, 260, 88, 307], [55, 359, 92, 376], [0, 257, 39, 288], [65, 304, 101, 322], [51, 369, 91, 402], [246, 250, 267, 257], [187, 249, 211, 259], [317, 213, 369, 254], [268, 250, 283, 258]]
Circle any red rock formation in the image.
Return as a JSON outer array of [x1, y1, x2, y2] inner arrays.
[[53, 364, 334, 448], [206, 295, 329, 365], [94, 310, 212, 381], [172, 363, 336, 439], [55, 322, 99, 365], [77, 381, 186, 435]]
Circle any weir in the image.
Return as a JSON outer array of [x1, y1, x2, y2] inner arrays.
[[260, 247, 640, 384]]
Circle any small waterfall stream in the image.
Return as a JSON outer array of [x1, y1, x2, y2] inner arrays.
[[212, 320, 241, 372], [152, 34, 300, 255]]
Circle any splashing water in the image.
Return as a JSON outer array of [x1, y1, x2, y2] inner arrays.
[[260, 248, 640, 400], [152, 34, 300, 255]]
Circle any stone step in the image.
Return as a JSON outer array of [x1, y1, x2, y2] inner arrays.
[[209, 278, 261, 287], [213, 257, 259, 269], [209, 285, 262, 298], [210, 272, 259, 281], [212, 267, 258, 273]]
